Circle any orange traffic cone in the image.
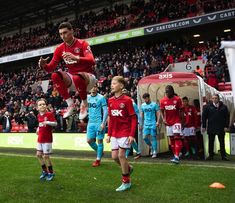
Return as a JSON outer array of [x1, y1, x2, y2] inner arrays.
[[209, 182, 225, 189]]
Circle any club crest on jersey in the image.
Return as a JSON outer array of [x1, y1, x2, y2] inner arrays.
[[74, 48, 80, 53], [119, 103, 125, 108], [173, 100, 177, 104], [86, 46, 91, 53]]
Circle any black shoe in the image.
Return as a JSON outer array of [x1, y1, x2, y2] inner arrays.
[[222, 157, 229, 161], [206, 156, 213, 161]]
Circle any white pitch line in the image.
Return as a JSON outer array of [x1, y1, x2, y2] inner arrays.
[[0, 152, 234, 169]]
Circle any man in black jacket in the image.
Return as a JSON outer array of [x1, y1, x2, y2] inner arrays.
[[202, 94, 230, 160], [0, 111, 12, 133], [25, 111, 38, 133]]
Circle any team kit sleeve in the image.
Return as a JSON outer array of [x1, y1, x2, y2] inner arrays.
[[44, 46, 62, 72], [155, 103, 160, 111], [133, 102, 141, 124], [45, 112, 57, 127], [49, 112, 56, 122], [160, 99, 164, 110], [80, 41, 95, 65], [126, 99, 137, 137], [101, 97, 108, 125], [107, 100, 112, 136]]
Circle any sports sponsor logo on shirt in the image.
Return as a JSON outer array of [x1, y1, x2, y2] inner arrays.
[[144, 108, 153, 112], [74, 48, 80, 53], [111, 110, 123, 116], [88, 103, 97, 108], [63, 58, 78, 64], [165, 105, 176, 110]]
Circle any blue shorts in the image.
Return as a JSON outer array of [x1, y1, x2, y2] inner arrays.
[[87, 123, 105, 140], [143, 126, 156, 137]]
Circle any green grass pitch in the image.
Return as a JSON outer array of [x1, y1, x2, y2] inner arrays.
[[0, 153, 234, 203]]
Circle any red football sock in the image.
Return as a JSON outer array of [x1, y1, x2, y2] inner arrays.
[[51, 72, 69, 100], [72, 75, 87, 100], [170, 137, 175, 155], [122, 174, 130, 183], [174, 136, 183, 157]]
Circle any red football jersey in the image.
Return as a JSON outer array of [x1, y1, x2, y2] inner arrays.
[[108, 95, 136, 138], [182, 105, 196, 127], [160, 95, 182, 126], [37, 112, 56, 143], [45, 38, 95, 74]]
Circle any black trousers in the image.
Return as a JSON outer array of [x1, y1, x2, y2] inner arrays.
[[208, 132, 226, 157]]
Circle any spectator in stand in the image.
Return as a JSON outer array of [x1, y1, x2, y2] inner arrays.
[[206, 69, 218, 89], [194, 65, 204, 78], [0, 111, 12, 133], [214, 61, 224, 82], [55, 110, 66, 132], [25, 111, 38, 133]]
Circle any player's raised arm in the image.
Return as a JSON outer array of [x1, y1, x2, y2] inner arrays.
[[38, 46, 61, 72]]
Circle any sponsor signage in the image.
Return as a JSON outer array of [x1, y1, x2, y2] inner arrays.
[[0, 28, 144, 64], [86, 28, 144, 46], [0, 133, 111, 151], [144, 8, 235, 35]]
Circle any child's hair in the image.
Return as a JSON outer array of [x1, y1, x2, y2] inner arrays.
[[112, 76, 126, 88], [182, 96, 189, 101], [36, 98, 47, 106], [142, 93, 150, 99]]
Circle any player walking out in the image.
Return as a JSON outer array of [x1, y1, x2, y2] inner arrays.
[[140, 93, 160, 158], [160, 85, 183, 164], [182, 96, 197, 158], [106, 76, 137, 192], [86, 84, 108, 167]]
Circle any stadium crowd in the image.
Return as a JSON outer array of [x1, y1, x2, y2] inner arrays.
[[0, 0, 234, 57]]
